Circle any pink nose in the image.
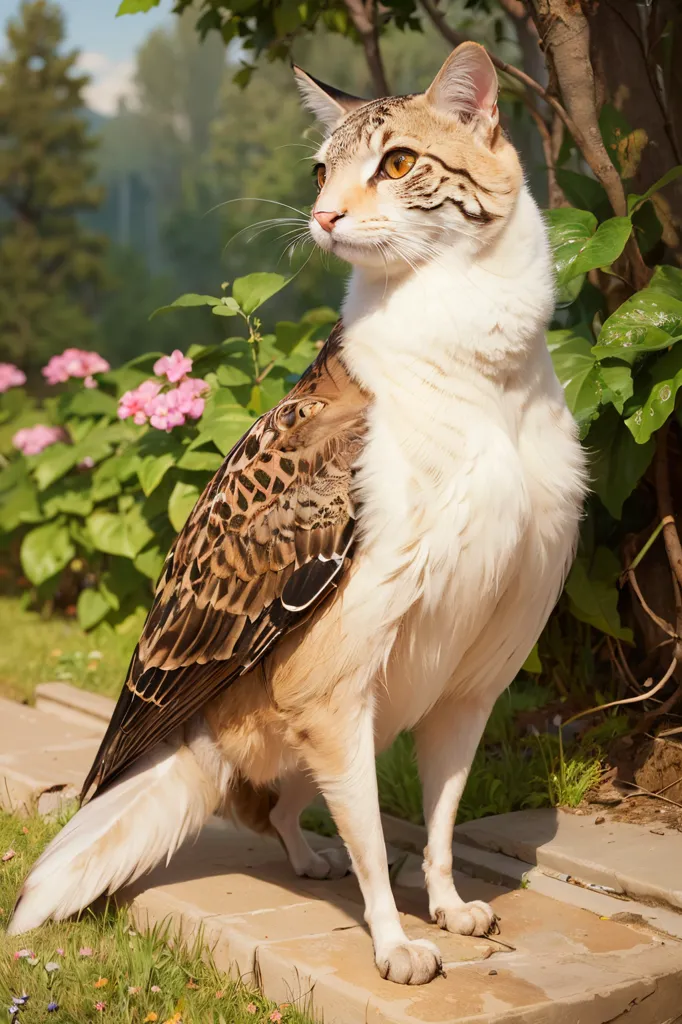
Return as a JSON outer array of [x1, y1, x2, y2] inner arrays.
[[314, 209, 343, 233]]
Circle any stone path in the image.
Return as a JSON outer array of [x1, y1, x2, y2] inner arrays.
[[3, 684, 682, 1024]]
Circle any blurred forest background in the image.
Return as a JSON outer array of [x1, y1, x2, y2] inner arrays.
[[0, 0, 536, 373]]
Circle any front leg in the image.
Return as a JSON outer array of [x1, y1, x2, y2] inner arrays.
[[414, 693, 497, 937], [298, 699, 443, 985]]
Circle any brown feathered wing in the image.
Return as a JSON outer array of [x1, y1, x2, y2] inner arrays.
[[82, 325, 367, 799]]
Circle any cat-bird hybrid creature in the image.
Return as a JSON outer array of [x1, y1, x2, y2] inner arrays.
[[10, 42, 586, 985]]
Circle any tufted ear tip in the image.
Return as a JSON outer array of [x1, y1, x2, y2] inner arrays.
[[293, 66, 367, 131], [426, 41, 499, 125]]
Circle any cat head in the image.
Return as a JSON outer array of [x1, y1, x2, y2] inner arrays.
[[294, 43, 523, 270]]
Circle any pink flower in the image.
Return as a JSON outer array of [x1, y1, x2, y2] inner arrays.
[[14, 949, 34, 960], [0, 363, 26, 392], [147, 390, 185, 432], [150, 985, 161, 993], [2, 849, 15, 862], [95, 1001, 106, 1011], [79, 946, 93, 957], [42, 349, 110, 386], [84, 375, 98, 389], [12, 425, 67, 456], [79, 456, 95, 470], [175, 378, 208, 421], [246, 1005, 257, 1015], [153, 350, 193, 383], [117, 379, 162, 425], [56, 948, 65, 956], [269, 1012, 282, 1022]]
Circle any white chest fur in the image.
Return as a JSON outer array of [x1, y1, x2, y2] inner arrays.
[[339, 188, 587, 744]]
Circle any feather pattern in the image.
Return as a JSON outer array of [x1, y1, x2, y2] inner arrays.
[[83, 324, 368, 799]]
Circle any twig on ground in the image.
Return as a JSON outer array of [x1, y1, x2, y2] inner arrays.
[[618, 780, 682, 811], [562, 658, 678, 728]]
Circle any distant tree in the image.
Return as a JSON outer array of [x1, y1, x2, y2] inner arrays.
[[0, 0, 107, 368]]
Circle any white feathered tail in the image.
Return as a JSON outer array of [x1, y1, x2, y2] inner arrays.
[[8, 742, 218, 935]]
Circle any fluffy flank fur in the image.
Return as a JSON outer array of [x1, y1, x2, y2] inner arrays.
[[8, 743, 218, 935]]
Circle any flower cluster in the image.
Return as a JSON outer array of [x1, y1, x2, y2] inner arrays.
[[0, 363, 26, 393], [12, 425, 67, 456], [118, 350, 208, 432], [42, 348, 110, 388]]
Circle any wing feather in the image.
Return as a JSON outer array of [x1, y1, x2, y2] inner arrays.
[[82, 325, 367, 798]]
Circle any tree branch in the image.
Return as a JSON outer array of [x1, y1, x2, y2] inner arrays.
[[342, 0, 389, 96], [655, 423, 682, 599]]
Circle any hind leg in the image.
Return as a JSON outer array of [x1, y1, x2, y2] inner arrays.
[[270, 768, 350, 879]]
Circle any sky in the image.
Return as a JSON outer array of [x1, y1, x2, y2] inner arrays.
[[3, 0, 173, 115]]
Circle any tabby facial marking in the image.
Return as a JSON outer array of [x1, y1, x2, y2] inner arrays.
[[294, 43, 523, 270]]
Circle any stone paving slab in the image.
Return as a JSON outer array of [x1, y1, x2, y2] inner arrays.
[[455, 808, 682, 909], [0, 697, 101, 814], [127, 818, 682, 1024], [34, 682, 111, 734]]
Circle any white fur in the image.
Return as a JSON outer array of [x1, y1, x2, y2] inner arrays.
[[286, 183, 587, 975], [8, 742, 219, 935]]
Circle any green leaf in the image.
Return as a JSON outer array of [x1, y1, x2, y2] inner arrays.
[[200, 404, 254, 456], [137, 452, 177, 496], [134, 545, 166, 581], [627, 166, 682, 214], [522, 644, 542, 674], [547, 328, 601, 436], [545, 207, 596, 300], [216, 363, 252, 388], [117, 0, 160, 11], [60, 389, 118, 420], [42, 476, 94, 519], [565, 548, 632, 640], [0, 475, 41, 532], [593, 289, 682, 363], [168, 480, 200, 532], [177, 449, 223, 472], [31, 443, 79, 491], [149, 293, 220, 319], [77, 588, 111, 630], [599, 363, 633, 414], [20, 519, 75, 586], [648, 265, 682, 300], [587, 407, 654, 518], [232, 273, 287, 315], [212, 297, 241, 317], [87, 507, 153, 559], [625, 344, 682, 444], [554, 169, 609, 218], [546, 209, 631, 292]]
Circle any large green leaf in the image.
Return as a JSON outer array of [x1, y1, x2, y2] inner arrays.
[[599, 363, 633, 414], [545, 208, 596, 294], [216, 363, 252, 388], [211, 298, 241, 318], [77, 588, 111, 631], [59, 389, 118, 420], [648, 265, 682, 299], [0, 473, 41, 532], [137, 452, 177, 497], [232, 273, 287, 315], [587, 407, 654, 517], [625, 344, 682, 444], [20, 519, 75, 586], [87, 507, 153, 559], [42, 476, 94, 519], [547, 328, 601, 437], [168, 480, 201, 532], [177, 449, 223, 472], [199, 392, 254, 455], [593, 288, 682, 363], [554, 169, 609, 218], [149, 293, 220, 319], [134, 545, 166, 581], [565, 548, 632, 640]]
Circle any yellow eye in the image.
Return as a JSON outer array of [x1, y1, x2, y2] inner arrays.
[[382, 149, 417, 179], [315, 164, 327, 189]]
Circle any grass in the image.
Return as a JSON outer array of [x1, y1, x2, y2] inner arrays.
[[0, 811, 313, 1024], [0, 596, 139, 704]]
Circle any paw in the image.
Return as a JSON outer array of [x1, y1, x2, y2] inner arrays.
[[433, 899, 498, 937], [297, 846, 351, 880], [375, 938, 443, 985]]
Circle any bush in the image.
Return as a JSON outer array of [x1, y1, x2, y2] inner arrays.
[[0, 272, 335, 632]]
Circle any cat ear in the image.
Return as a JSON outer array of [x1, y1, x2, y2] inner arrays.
[[292, 66, 366, 131], [426, 42, 499, 126]]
